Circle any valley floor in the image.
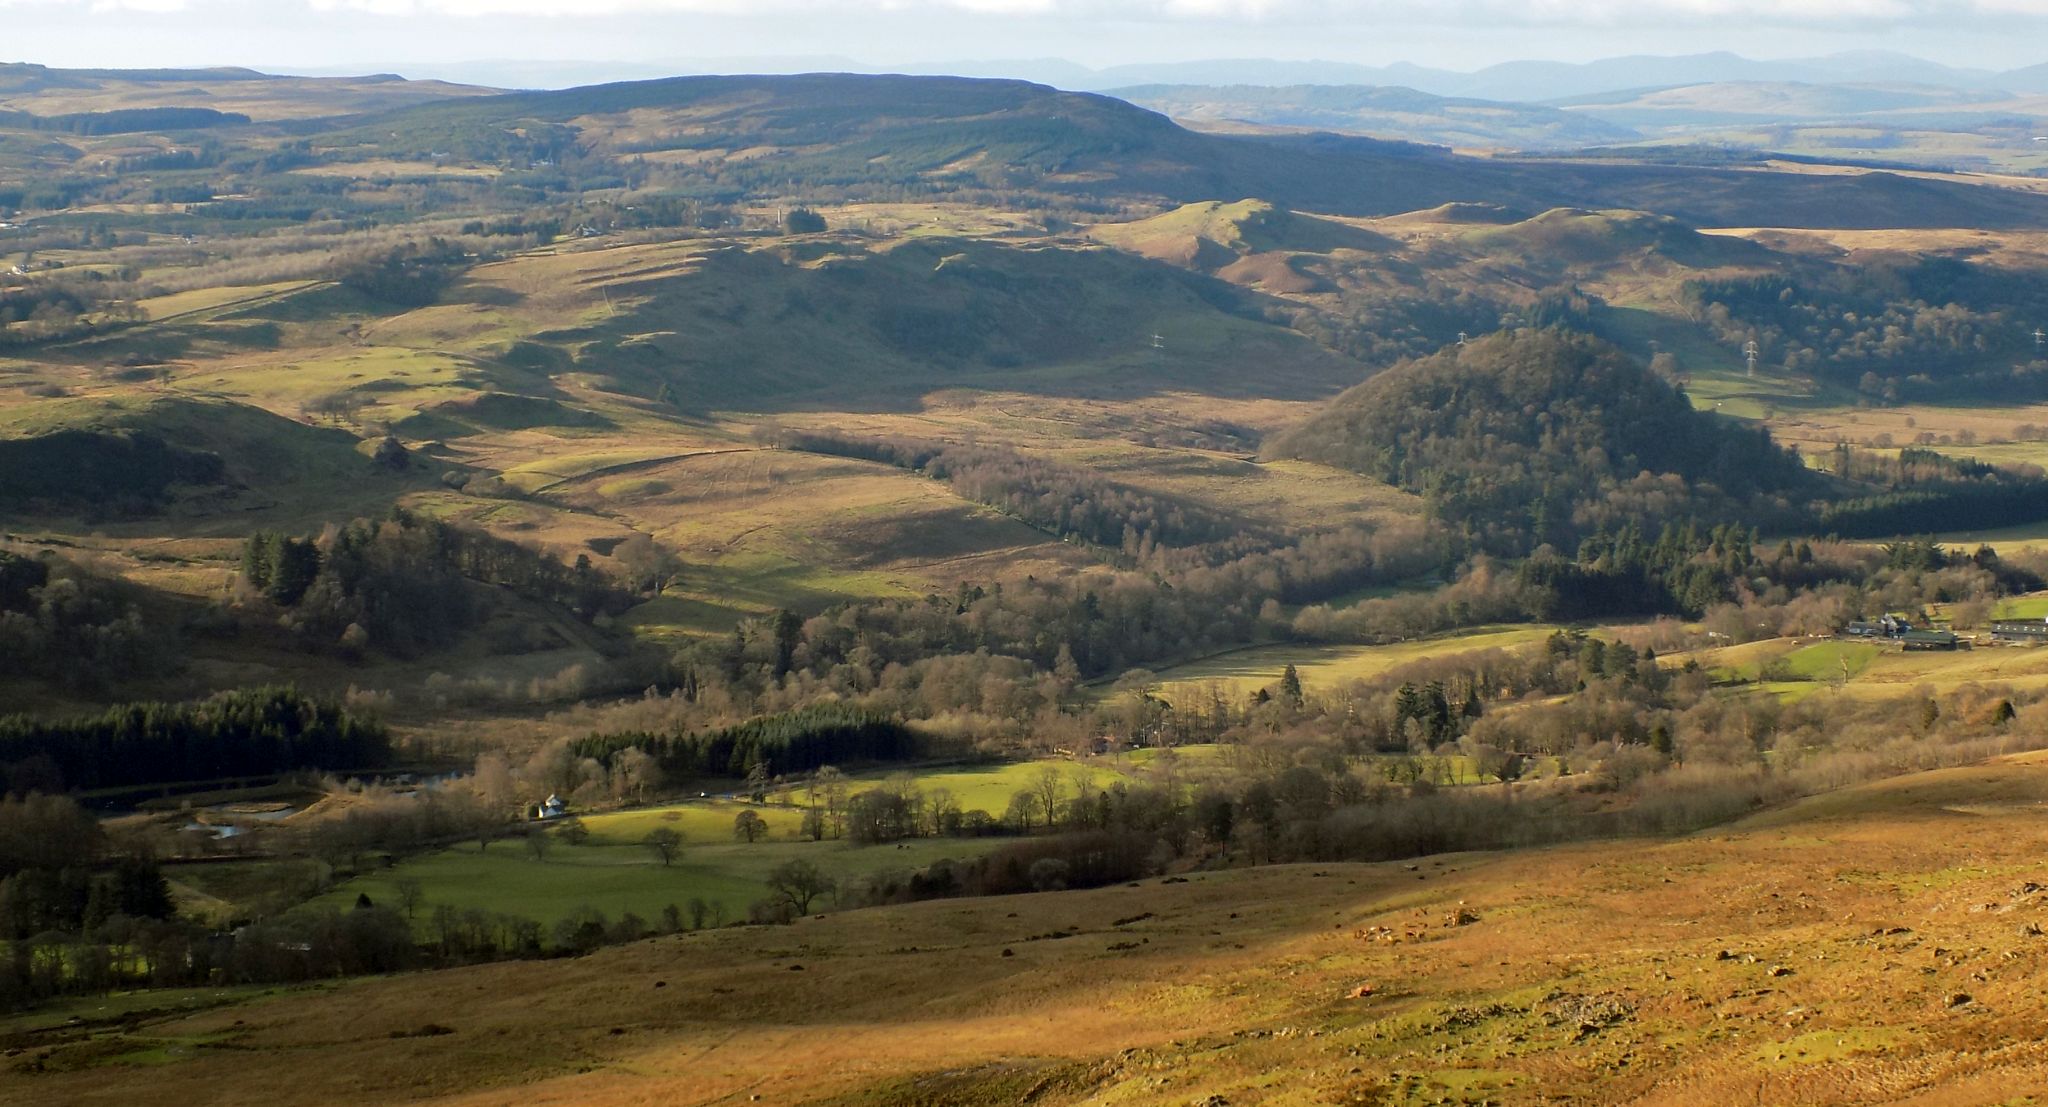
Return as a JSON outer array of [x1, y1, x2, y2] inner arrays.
[[14, 753, 2048, 1105]]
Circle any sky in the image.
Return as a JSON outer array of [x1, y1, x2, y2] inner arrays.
[[11, 0, 2048, 80]]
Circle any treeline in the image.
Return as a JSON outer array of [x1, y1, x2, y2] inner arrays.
[[0, 549, 167, 696], [866, 647, 2048, 919], [243, 509, 633, 656], [573, 704, 921, 782], [1815, 444, 2048, 538], [0, 283, 146, 347], [1682, 257, 2048, 401], [632, 504, 2036, 748], [0, 792, 449, 1007], [771, 430, 1257, 554], [690, 518, 1437, 696], [1516, 520, 1778, 620], [0, 687, 388, 793], [1269, 329, 1812, 555], [1294, 283, 1503, 368], [329, 238, 472, 307]]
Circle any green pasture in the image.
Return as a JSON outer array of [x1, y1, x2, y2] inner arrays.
[[1779, 640, 1881, 681], [577, 798, 809, 844], [306, 750, 1245, 935], [1995, 594, 2048, 619], [311, 833, 1004, 934]]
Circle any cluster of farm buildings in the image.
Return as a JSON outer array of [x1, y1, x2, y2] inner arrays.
[[1843, 613, 2048, 651]]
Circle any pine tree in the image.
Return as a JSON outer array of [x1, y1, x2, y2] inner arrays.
[[267, 537, 321, 606]]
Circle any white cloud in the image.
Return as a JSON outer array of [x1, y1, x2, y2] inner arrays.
[[0, 0, 193, 8], [7, 0, 2048, 20], [359, 0, 2048, 18]]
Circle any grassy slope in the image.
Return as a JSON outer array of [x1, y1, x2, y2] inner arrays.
[[21, 751, 2048, 1104], [1145, 626, 1556, 701]]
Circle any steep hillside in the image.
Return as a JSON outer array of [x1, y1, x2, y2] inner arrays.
[[1089, 198, 1391, 277], [1269, 329, 1809, 550], [509, 235, 1365, 411], [0, 396, 402, 519], [16, 751, 2048, 1105]]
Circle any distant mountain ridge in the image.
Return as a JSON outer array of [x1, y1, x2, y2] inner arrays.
[[322, 72, 2048, 229], [318, 51, 2042, 102], [7, 64, 2048, 228], [1110, 84, 1640, 151], [54, 50, 2048, 105], [950, 51, 2037, 101]]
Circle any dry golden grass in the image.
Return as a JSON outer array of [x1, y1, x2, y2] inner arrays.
[[289, 161, 503, 179], [1763, 399, 2048, 459], [18, 752, 2048, 1105], [1149, 626, 1554, 702]]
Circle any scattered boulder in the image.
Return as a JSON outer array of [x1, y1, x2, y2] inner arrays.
[[1540, 992, 1636, 1040]]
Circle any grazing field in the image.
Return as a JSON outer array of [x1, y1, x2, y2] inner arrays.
[[304, 760, 1249, 933], [309, 829, 1008, 933], [1779, 639, 1882, 681], [1997, 593, 2048, 619], [1672, 631, 2048, 699], [1144, 626, 1555, 701], [25, 752, 2048, 1105]]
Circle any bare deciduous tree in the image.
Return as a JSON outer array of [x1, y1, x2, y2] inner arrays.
[[643, 826, 683, 867]]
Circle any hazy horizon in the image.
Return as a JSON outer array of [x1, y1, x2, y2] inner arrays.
[[13, 0, 2048, 84]]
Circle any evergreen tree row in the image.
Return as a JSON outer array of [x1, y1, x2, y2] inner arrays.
[[0, 686, 389, 792], [573, 704, 920, 781]]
